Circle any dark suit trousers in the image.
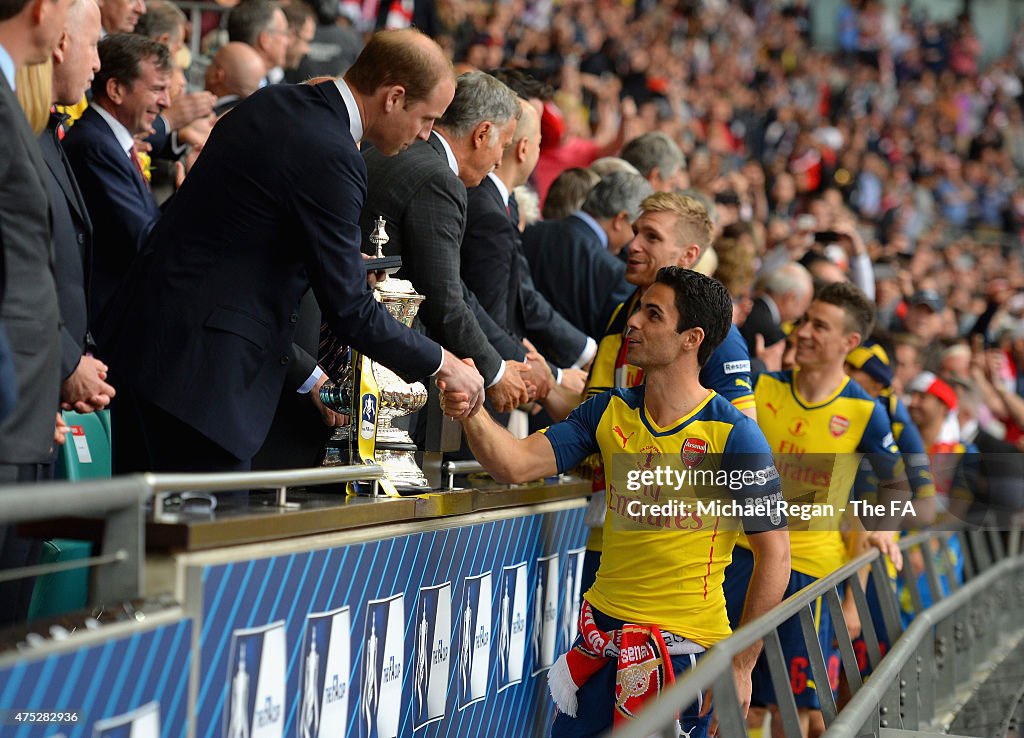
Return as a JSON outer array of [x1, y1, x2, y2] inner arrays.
[[112, 387, 251, 474], [0, 462, 52, 627]]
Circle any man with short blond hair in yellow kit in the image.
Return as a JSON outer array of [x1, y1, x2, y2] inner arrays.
[[724, 281, 904, 738], [441, 267, 790, 737], [541, 193, 758, 599]]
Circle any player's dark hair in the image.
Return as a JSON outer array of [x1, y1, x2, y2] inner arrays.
[[815, 281, 875, 339], [655, 266, 732, 367]]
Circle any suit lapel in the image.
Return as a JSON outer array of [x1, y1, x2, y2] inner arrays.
[[479, 175, 508, 216], [42, 118, 91, 230], [80, 106, 154, 206]]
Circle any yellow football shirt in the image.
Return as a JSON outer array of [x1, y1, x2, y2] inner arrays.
[[746, 370, 902, 578], [544, 385, 785, 646]]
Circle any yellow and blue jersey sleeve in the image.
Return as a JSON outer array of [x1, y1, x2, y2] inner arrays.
[[889, 396, 936, 499], [543, 392, 613, 473], [858, 396, 904, 484], [699, 324, 755, 412], [721, 418, 787, 534]]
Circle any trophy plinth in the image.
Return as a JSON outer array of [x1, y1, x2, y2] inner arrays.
[[321, 277, 431, 492]]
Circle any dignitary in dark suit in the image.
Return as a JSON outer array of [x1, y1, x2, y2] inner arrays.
[[521, 171, 651, 340], [462, 96, 593, 385], [106, 29, 483, 473], [361, 71, 538, 413], [44, 0, 116, 414], [63, 33, 169, 337], [0, 0, 72, 625]]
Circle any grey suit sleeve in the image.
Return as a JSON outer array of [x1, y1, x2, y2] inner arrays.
[[399, 173, 504, 383]]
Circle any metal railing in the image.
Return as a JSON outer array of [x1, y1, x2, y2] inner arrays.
[[825, 552, 1023, 736], [441, 459, 486, 490], [0, 464, 389, 616], [612, 529, 1020, 738], [146, 464, 385, 516], [0, 476, 150, 605]]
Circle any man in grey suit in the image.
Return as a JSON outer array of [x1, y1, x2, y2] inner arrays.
[[362, 71, 542, 413], [0, 0, 73, 624]]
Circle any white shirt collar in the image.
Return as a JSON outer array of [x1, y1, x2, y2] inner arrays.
[[432, 130, 459, 176], [92, 103, 136, 156], [267, 66, 285, 85], [0, 42, 14, 91], [333, 78, 363, 143], [487, 172, 510, 207]]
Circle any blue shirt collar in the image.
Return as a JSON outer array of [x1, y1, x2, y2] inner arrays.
[[0, 42, 15, 91], [572, 210, 608, 249]]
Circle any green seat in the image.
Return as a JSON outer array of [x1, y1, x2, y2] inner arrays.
[[29, 409, 113, 620], [55, 409, 112, 479]]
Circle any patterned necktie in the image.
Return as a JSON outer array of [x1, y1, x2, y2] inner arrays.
[[318, 322, 350, 382], [128, 144, 149, 189]]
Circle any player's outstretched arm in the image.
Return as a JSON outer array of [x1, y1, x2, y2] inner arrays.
[[441, 390, 559, 484]]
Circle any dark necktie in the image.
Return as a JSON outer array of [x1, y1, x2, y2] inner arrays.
[[508, 192, 520, 229]]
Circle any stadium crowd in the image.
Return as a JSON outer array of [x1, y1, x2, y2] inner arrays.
[[1, 0, 1023, 735]]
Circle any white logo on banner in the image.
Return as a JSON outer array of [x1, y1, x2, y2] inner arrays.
[[458, 572, 492, 710], [413, 582, 451, 731], [497, 562, 527, 692], [531, 554, 560, 675], [225, 621, 287, 738], [299, 607, 350, 738], [92, 701, 160, 738], [361, 594, 404, 738]]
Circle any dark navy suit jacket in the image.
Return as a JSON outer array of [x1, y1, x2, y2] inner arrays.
[[105, 81, 443, 460], [62, 105, 160, 337], [521, 214, 632, 340], [40, 113, 93, 380], [462, 177, 590, 368]]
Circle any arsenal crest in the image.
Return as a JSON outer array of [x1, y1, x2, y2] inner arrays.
[[680, 438, 708, 469], [829, 414, 849, 438]]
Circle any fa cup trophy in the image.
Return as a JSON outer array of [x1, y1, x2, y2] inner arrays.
[[320, 218, 431, 492]]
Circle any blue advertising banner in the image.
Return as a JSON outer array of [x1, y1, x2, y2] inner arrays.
[[195, 506, 586, 738], [0, 618, 192, 738]]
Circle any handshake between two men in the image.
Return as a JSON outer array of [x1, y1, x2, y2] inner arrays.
[[435, 338, 569, 419]]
